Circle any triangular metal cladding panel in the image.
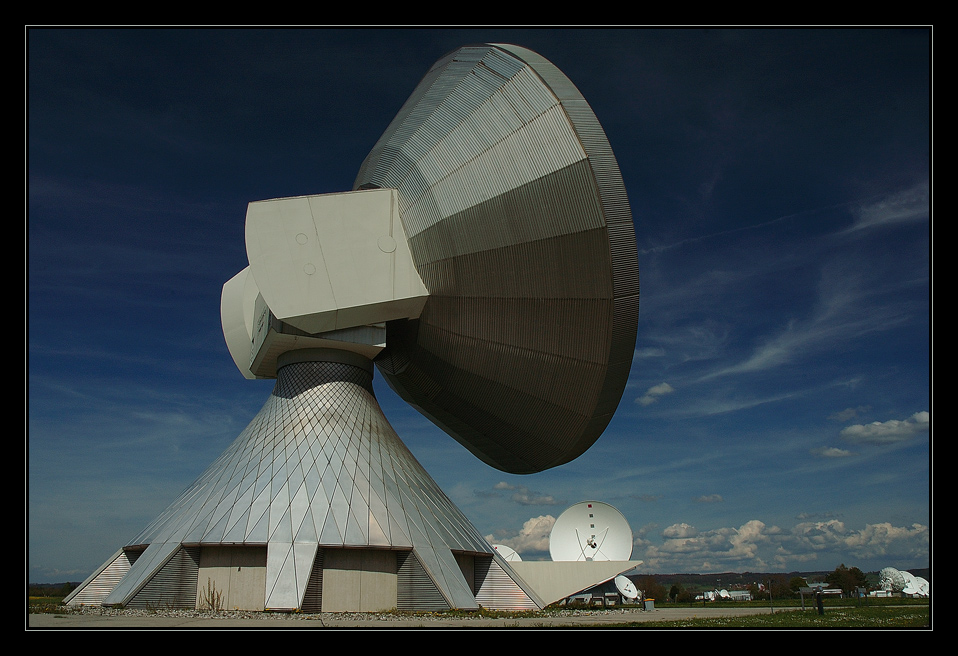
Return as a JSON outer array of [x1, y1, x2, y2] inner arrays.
[[264, 541, 319, 610], [294, 511, 320, 543], [367, 488, 395, 547], [102, 541, 181, 607], [246, 486, 273, 540], [319, 508, 346, 545], [288, 483, 313, 541], [222, 507, 251, 543], [246, 499, 272, 542]]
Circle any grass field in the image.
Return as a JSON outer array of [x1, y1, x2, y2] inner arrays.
[[596, 606, 930, 628]]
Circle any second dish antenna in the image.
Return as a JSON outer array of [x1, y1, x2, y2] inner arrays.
[[549, 501, 633, 562]]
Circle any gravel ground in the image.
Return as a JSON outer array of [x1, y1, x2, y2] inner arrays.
[[27, 604, 776, 628], [32, 603, 641, 622]]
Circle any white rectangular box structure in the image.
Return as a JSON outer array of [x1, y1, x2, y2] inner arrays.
[[245, 188, 428, 336]]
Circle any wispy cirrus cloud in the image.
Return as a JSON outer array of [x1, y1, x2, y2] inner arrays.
[[844, 181, 929, 234], [490, 482, 562, 506], [698, 250, 916, 382], [694, 494, 724, 503]]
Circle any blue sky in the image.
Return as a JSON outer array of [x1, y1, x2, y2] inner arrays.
[[27, 27, 931, 583]]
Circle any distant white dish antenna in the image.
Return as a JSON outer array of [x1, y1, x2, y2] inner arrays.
[[615, 574, 639, 600], [549, 501, 633, 561], [899, 571, 928, 596], [492, 544, 522, 561], [878, 566, 929, 597], [879, 567, 906, 592]]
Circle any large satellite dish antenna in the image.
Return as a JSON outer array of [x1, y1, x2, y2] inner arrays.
[[550, 501, 634, 562], [66, 43, 638, 614], [359, 43, 639, 474], [615, 574, 639, 600]]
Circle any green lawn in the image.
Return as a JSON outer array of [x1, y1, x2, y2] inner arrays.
[[607, 605, 930, 628]]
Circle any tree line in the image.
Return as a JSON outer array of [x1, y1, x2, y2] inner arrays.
[[28, 582, 79, 599], [634, 563, 871, 602]]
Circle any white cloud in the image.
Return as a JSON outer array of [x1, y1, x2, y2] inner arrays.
[[662, 523, 698, 539], [841, 522, 930, 559], [486, 515, 556, 556], [790, 520, 929, 561], [643, 521, 775, 571], [841, 411, 929, 444], [635, 518, 927, 573], [812, 446, 855, 458], [694, 494, 724, 503], [636, 382, 675, 406]]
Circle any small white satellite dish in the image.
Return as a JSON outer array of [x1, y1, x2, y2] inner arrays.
[[900, 570, 921, 595], [549, 501, 633, 561], [615, 574, 639, 600], [492, 544, 522, 561]]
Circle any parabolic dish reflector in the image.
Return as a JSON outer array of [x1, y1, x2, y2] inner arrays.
[[900, 571, 921, 595], [549, 501, 633, 562], [879, 567, 907, 592], [615, 574, 639, 600], [359, 44, 639, 475]]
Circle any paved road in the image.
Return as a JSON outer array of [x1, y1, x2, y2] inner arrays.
[[28, 606, 787, 629]]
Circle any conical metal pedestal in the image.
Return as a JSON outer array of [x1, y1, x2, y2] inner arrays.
[[66, 354, 541, 612]]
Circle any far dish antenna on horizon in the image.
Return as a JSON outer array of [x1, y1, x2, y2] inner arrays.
[[549, 501, 633, 562]]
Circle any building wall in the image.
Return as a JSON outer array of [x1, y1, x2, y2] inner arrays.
[[321, 548, 398, 612], [455, 552, 476, 594], [192, 545, 474, 611], [197, 546, 268, 611]]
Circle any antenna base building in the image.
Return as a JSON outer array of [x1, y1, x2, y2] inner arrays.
[[66, 353, 542, 612]]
